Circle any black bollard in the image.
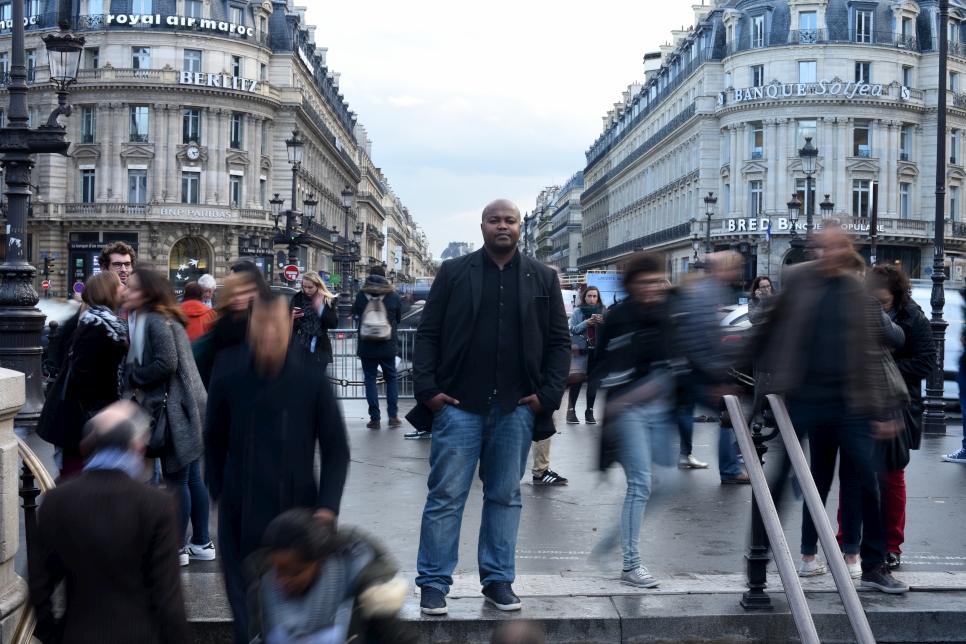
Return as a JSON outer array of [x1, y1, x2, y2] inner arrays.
[[741, 414, 773, 610], [19, 460, 41, 563], [46, 319, 60, 378]]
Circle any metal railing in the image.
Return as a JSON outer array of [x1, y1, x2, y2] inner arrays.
[[327, 329, 415, 399], [719, 394, 875, 644]]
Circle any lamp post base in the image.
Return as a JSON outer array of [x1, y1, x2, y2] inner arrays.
[[0, 293, 45, 430]]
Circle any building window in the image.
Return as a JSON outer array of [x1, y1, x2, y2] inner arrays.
[[229, 175, 242, 206], [799, 11, 817, 42], [231, 55, 242, 77], [952, 72, 960, 93], [185, 0, 202, 18], [259, 16, 267, 32], [751, 65, 764, 87], [795, 178, 816, 215], [724, 184, 731, 214], [260, 178, 266, 206], [855, 61, 871, 83], [181, 171, 200, 204], [0, 53, 7, 75], [129, 105, 149, 143], [132, 46, 150, 69], [797, 119, 817, 150], [852, 180, 872, 217], [899, 182, 911, 219], [952, 129, 960, 165], [169, 236, 211, 286], [952, 186, 961, 221], [724, 72, 731, 88], [183, 49, 202, 73], [853, 119, 871, 157], [132, 0, 151, 12], [751, 15, 765, 48], [750, 122, 763, 159], [81, 169, 96, 203], [798, 61, 816, 83], [230, 113, 244, 149], [950, 21, 961, 44], [85, 48, 99, 69], [183, 108, 201, 144], [902, 65, 913, 87], [854, 9, 874, 43], [260, 63, 267, 80], [900, 124, 913, 161], [81, 106, 96, 143], [25, 48, 35, 74], [24, 0, 38, 17], [900, 17, 914, 47], [260, 120, 268, 155], [749, 180, 763, 215], [229, 4, 243, 24], [128, 169, 147, 204]]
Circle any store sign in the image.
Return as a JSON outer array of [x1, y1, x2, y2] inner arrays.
[[0, 16, 39, 29], [179, 71, 259, 92], [105, 13, 256, 37], [724, 218, 883, 233], [730, 80, 891, 104], [159, 207, 232, 220]]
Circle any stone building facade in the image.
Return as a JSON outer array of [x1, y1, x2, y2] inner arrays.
[[521, 172, 584, 275], [0, 0, 428, 295], [578, 0, 966, 291]]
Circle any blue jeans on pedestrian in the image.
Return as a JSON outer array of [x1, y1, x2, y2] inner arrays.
[[677, 402, 694, 456], [788, 400, 886, 571], [694, 385, 742, 479], [162, 458, 210, 547], [416, 401, 534, 594], [957, 365, 966, 452], [361, 358, 398, 421], [614, 394, 675, 570]]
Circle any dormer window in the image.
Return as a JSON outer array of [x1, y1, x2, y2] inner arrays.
[[751, 15, 765, 48], [852, 7, 874, 43]]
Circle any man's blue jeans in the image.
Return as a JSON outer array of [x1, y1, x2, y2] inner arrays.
[[416, 401, 534, 594], [162, 458, 210, 546], [957, 365, 966, 452], [361, 358, 398, 421]]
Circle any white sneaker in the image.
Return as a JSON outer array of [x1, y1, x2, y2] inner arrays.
[[845, 556, 861, 579], [620, 565, 660, 588], [798, 558, 827, 577], [186, 541, 216, 561], [179, 547, 189, 567], [940, 447, 966, 463]]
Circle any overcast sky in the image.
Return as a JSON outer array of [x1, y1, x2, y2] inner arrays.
[[305, 0, 698, 260]]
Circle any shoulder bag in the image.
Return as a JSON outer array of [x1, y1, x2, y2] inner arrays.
[[36, 349, 82, 447]]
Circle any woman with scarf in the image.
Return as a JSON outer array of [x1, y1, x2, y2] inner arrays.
[[291, 271, 339, 369], [566, 285, 605, 425], [123, 268, 210, 567], [38, 271, 128, 480]]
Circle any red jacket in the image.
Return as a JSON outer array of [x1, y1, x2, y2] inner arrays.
[[181, 299, 216, 342]]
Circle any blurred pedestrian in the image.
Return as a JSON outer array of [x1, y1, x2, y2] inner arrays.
[[248, 509, 412, 644], [747, 275, 775, 325], [206, 292, 349, 643], [566, 285, 604, 425], [408, 199, 570, 614], [122, 268, 211, 567], [591, 252, 678, 588], [181, 281, 217, 342], [38, 271, 127, 481], [291, 271, 339, 369], [944, 298, 966, 464], [354, 265, 402, 429], [674, 252, 749, 484], [199, 273, 217, 307], [30, 402, 190, 643], [755, 228, 909, 593]]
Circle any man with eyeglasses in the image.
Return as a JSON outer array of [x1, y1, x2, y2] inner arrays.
[[98, 241, 136, 285]]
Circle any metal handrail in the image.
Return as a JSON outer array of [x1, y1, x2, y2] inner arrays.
[[12, 435, 56, 644], [721, 394, 876, 644]]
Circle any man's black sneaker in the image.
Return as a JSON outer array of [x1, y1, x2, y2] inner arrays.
[[419, 586, 448, 615], [585, 409, 597, 425], [566, 409, 579, 424], [886, 552, 901, 569], [533, 469, 568, 485], [404, 429, 432, 440], [482, 582, 521, 611], [861, 564, 909, 594]]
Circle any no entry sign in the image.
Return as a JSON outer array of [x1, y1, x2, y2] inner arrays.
[[41, 280, 50, 290], [282, 265, 300, 282]]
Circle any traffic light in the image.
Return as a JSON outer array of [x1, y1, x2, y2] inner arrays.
[[44, 257, 54, 277]]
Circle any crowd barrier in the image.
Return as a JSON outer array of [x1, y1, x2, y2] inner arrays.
[[326, 329, 416, 399]]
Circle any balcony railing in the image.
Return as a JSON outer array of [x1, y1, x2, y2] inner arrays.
[[724, 30, 920, 59], [129, 133, 149, 143], [953, 92, 966, 109], [751, 149, 763, 160], [116, 68, 161, 80], [0, 69, 36, 86], [899, 152, 910, 161], [789, 29, 826, 44]]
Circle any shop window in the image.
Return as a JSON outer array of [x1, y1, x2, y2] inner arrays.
[[169, 237, 210, 287], [751, 65, 764, 88], [81, 170, 96, 203], [798, 60, 816, 84], [853, 8, 873, 43], [81, 106, 96, 143], [183, 49, 202, 73], [181, 171, 200, 204], [185, 0, 202, 18], [899, 182, 911, 219], [749, 180, 763, 215], [853, 120, 871, 157], [128, 170, 147, 204], [129, 105, 149, 143], [230, 113, 244, 149], [750, 122, 763, 159], [852, 180, 872, 217], [229, 175, 242, 206], [855, 61, 871, 84], [132, 46, 150, 69], [183, 108, 201, 144]]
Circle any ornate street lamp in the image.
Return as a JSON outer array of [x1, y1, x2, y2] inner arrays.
[[925, 0, 951, 435], [333, 186, 360, 327], [302, 193, 318, 221], [273, 132, 309, 286], [820, 194, 835, 220], [787, 194, 804, 250], [798, 137, 819, 258], [0, 17, 84, 427], [703, 192, 717, 254]]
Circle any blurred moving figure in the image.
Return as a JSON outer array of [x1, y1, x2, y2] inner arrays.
[[248, 509, 412, 644], [674, 252, 748, 483], [591, 252, 678, 588], [30, 402, 190, 643], [755, 228, 909, 593], [206, 292, 350, 643], [123, 269, 211, 567], [38, 271, 127, 481], [944, 298, 966, 464], [291, 271, 339, 369], [181, 281, 217, 342]]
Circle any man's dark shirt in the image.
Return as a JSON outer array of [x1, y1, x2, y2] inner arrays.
[[449, 249, 529, 415], [792, 274, 847, 406]]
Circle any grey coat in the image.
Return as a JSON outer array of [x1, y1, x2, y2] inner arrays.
[[129, 312, 207, 472]]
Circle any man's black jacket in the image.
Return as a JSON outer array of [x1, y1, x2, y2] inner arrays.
[[406, 248, 570, 441]]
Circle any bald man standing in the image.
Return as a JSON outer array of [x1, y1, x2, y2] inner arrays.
[[406, 199, 571, 614]]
